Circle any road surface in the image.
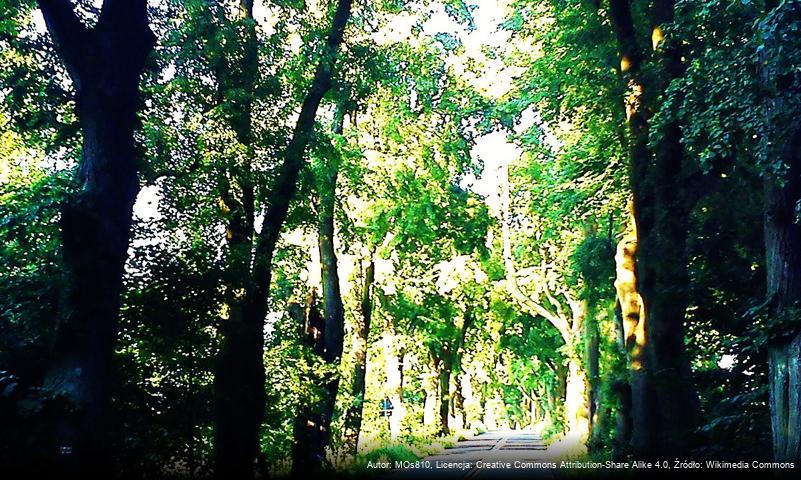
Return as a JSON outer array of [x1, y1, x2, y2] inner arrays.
[[387, 430, 560, 479]]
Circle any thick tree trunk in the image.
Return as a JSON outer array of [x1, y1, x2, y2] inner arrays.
[[769, 333, 801, 463], [342, 254, 374, 454], [612, 379, 633, 460], [563, 352, 590, 443], [386, 344, 405, 439], [608, 0, 658, 458], [47, 104, 140, 477], [613, 205, 656, 457], [212, 5, 261, 477], [608, 0, 700, 457], [638, 2, 700, 456], [637, 154, 699, 457], [35, 1, 154, 476], [764, 141, 801, 463], [761, 1, 801, 462], [212, 297, 264, 479]]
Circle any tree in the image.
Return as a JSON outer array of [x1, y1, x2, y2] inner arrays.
[[290, 99, 348, 475], [5, 0, 800, 472], [758, 0, 801, 463], [501, 0, 628, 448], [607, 0, 700, 457], [34, 1, 155, 475], [210, 0, 354, 477], [341, 249, 375, 453]]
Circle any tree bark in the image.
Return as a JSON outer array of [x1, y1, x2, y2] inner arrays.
[[761, 1, 801, 463], [386, 343, 406, 439], [611, 298, 633, 459], [763, 117, 801, 464], [36, 1, 154, 476], [639, 0, 701, 457], [608, 0, 700, 457], [563, 350, 590, 444], [454, 372, 467, 430], [612, 202, 655, 456], [612, 379, 633, 460], [424, 352, 438, 427], [318, 105, 347, 367], [212, 1, 353, 477]]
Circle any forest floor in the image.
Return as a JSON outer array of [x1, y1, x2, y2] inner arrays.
[[387, 430, 560, 478]]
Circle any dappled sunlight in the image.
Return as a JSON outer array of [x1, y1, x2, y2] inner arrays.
[[2, 0, 794, 477], [651, 26, 665, 51]]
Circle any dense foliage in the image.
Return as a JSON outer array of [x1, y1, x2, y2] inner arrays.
[[2, 0, 801, 477]]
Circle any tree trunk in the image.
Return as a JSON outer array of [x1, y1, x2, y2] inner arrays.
[[608, 0, 657, 457], [424, 353, 438, 427], [212, 1, 353, 477], [612, 299, 633, 459], [479, 387, 489, 427], [212, 5, 261, 477], [343, 254, 374, 455], [764, 146, 801, 463], [529, 390, 538, 426], [36, 1, 154, 476], [438, 365, 451, 436], [638, 4, 699, 456], [585, 308, 600, 447], [454, 373, 467, 430], [386, 343, 405, 439], [563, 352, 589, 443], [562, 300, 590, 444], [292, 102, 348, 471], [318, 104, 346, 367], [292, 291, 330, 475], [608, 0, 700, 457], [761, 1, 801, 463], [212, 292, 264, 479], [612, 379, 633, 460], [612, 203, 656, 456], [449, 312, 473, 432], [769, 333, 801, 463]]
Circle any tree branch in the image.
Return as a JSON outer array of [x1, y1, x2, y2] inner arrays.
[[37, 0, 89, 84], [566, 294, 584, 335], [608, 0, 642, 74], [505, 277, 570, 343], [249, 0, 353, 306], [542, 278, 567, 321]]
